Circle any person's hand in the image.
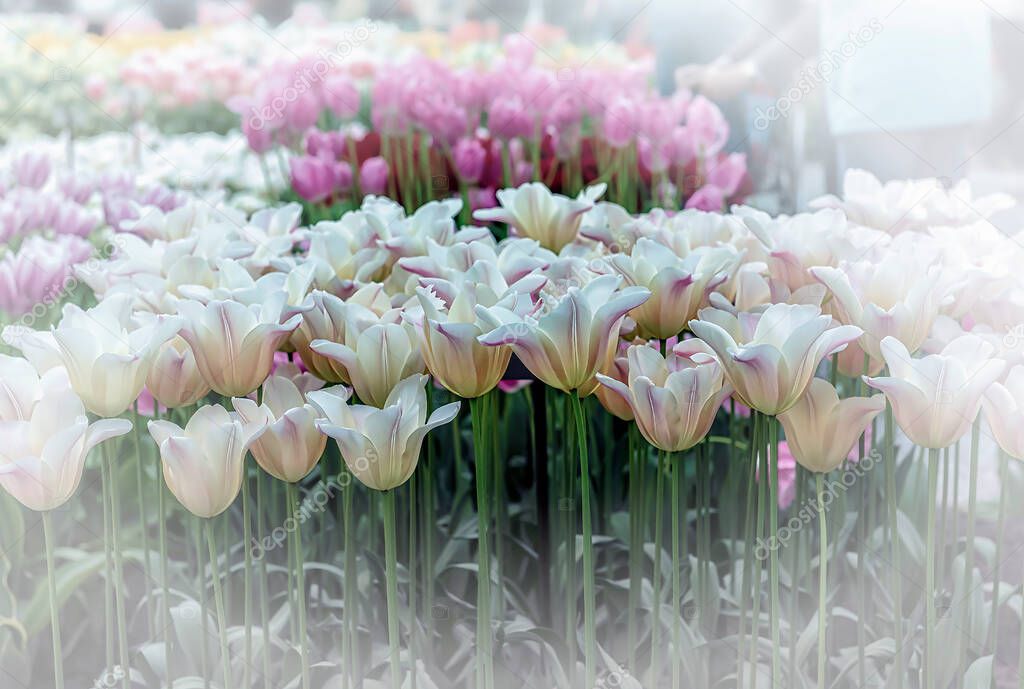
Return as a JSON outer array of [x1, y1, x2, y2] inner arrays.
[[675, 58, 758, 100]]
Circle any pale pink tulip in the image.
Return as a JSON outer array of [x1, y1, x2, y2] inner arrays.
[[597, 342, 732, 451], [689, 303, 862, 415], [146, 336, 211, 409], [473, 183, 603, 252], [778, 378, 884, 473], [864, 335, 1004, 448], [983, 365, 1024, 459]]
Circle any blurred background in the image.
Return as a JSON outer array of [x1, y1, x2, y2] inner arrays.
[[2, 0, 1022, 224]]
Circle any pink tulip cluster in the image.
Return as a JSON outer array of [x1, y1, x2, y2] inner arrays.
[[236, 36, 744, 212]]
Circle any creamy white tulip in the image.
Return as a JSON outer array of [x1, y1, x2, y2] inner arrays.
[[864, 335, 1004, 449], [777, 378, 885, 473], [689, 303, 862, 415], [233, 374, 327, 483], [310, 374, 460, 491], [148, 404, 266, 518], [0, 369, 131, 511]]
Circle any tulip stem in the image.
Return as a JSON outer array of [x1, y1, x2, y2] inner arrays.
[[343, 469, 358, 689], [193, 523, 210, 689], [256, 472, 272, 689], [925, 448, 940, 689], [100, 450, 115, 672], [204, 519, 232, 688], [651, 448, 665, 684], [737, 412, 758, 689], [958, 422, 980, 684], [469, 394, 494, 689], [242, 470, 253, 689], [287, 482, 311, 689], [568, 390, 597, 689], [627, 424, 641, 673], [132, 405, 154, 639], [106, 448, 130, 689], [816, 473, 827, 689], [154, 405, 173, 689], [768, 415, 781, 689], [671, 453, 681, 689], [990, 450, 1007, 680], [884, 404, 904, 688], [42, 511, 64, 689], [382, 489, 402, 689]]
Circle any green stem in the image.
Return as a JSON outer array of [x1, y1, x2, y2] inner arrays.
[[568, 390, 597, 689], [469, 395, 494, 689], [133, 405, 154, 639], [288, 483, 311, 689], [737, 412, 759, 689], [154, 407, 173, 689], [107, 448, 130, 689], [816, 473, 827, 689], [343, 470, 358, 689], [194, 523, 210, 689], [382, 489, 402, 689], [627, 424, 640, 672], [749, 413, 766, 689], [205, 520, 232, 688], [408, 474, 418, 689], [768, 416, 781, 689], [990, 450, 1008, 688], [101, 450, 115, 672], [671, 454, 681, 689], [885, 405, 903, 688], [651, 448, 665, 683], [256, 473, 272, 689], [926, 448, 940, 689], [43, 511, 64, 689], [242, 469, 253, 689], [958, 422, 980, 684]]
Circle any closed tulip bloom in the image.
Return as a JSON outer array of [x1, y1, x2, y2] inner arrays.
[[148, 405, 267, 518], [146, 336, 211, 409], [606, 239, 738, 339], [310, 374, 460, 491], [291, 287, 388, 384], [0, 369, 131, 511], [594, 350, 634, 421], [407, 278, 520, 397], [477, 273, 651, 395], [983, 365, 1024, 459], [311, 319, 424, 408], [596, 343, 733, 452], [777, 378, 885, 473], [865, 335, 1005, 449], [177, 293, 302, 397], [473, 182, 602, 252], [232, 374, 327, 483], [689, 303, 863, 415], [26, 294, 181, 417]]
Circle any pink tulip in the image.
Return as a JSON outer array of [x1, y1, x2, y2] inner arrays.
[[359, 156, 390, 195]]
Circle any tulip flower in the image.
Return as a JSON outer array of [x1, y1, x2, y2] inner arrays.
[[310, 374, 460, 491], [810, 257, 947, 375], [473, 182, 603, 252], [147, 404, 267, 518], [689, 303, 862, 415], [594, 349, 634, 421], [477, 273, 650, 395], [777, 378, 885, 473], [146, 336, 211, 409], [865, 335, 1005, 449], [0, 354, 41, 421], [983, 365, 1024, 459], [291, 287, 388, 384], [0, 367, 131, 511], [176, 294, 302, 397], [605, 239, 739, 340], [13, 294, 181, 417], [232, 373, 327, 483], [311, 319, 424, 408], [597, 342, 732, 451]]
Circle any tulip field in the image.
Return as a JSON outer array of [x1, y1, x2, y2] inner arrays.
[[1, 8, 1023, 689]]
